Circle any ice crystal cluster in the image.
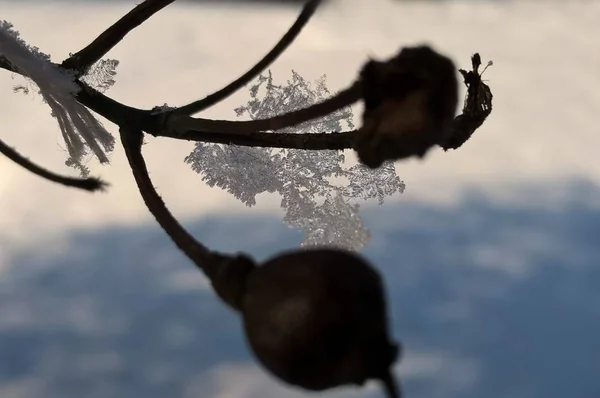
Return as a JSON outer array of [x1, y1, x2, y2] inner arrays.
[[0, 20, 118, 176], [185, 71, 405, 250]]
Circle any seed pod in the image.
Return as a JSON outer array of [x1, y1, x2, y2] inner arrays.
[[355, 45, 459, 168], [239, 248, 401, 398]]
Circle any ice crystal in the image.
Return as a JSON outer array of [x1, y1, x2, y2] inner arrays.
[[1, 20, 118, 175], [79, 57, 119, 93], [185, 70, 405, 250]]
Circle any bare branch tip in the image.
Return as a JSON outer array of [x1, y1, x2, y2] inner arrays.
[[85, 177, 110, 192], [175, 0, 324, 115]]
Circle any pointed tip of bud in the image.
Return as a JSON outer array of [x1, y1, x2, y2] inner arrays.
[[380, 369, 402, 398]]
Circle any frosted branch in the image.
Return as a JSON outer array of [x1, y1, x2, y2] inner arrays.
[[0, 20, 114, 176]]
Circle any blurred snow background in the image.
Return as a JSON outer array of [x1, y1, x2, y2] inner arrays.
[[1, 0, 599, 397]]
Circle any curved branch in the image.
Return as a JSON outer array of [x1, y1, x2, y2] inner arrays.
[[119, 128, 224, 275], [154, 128, 356, 149], [62, 0, 177, 75], [3, 50, 492, 154], [175, 0, 324, 115], [167, 82, 361, 135], [0, 137, 108, 192]]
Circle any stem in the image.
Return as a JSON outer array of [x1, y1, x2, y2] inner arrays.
[[175, 0, 323, 115], [62, 0, 177, 75], [0, 138, 107, 192], [380, 369, 402, 398], [154, 128, 356, 150], [119, 128, 223, 275], [168, 82, 361, 135]]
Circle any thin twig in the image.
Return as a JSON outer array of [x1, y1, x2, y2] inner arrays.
[[119, 128, 222, 274], [167, 82, 361, 135], [62, 0, 177, 75], [2, 58, 356, 150], [154, 128, 356, 149], [0, 138, 108, 192], [175, 0, 323, 115]]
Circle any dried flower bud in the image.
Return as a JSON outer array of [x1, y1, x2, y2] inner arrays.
[[440, 53, 493, 150], [355, 46, 459, 168], [240, 248, 401, 398]]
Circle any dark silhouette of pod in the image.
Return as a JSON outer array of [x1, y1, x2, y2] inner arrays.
[[356, 45, 459, 168], [238, 248, 401, 397]]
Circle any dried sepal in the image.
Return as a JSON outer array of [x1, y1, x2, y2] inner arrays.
[[440, 53, 493, 150], [208, 253, 257, 311], [354, 46, 459, 169]]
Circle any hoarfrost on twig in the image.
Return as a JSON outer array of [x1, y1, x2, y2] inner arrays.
[[0, 20, 117, 175]]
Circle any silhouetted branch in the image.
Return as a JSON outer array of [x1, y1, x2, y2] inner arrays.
[[165, 82, 361, 134], [0, 0, 493, 194], [61, 0, 177, 75], [0, 137, 107, 191], [175, 0, 324, 115], [119, 127, 225, 274], [1, 51, 491, 155], [152, 128, 356, 149]]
